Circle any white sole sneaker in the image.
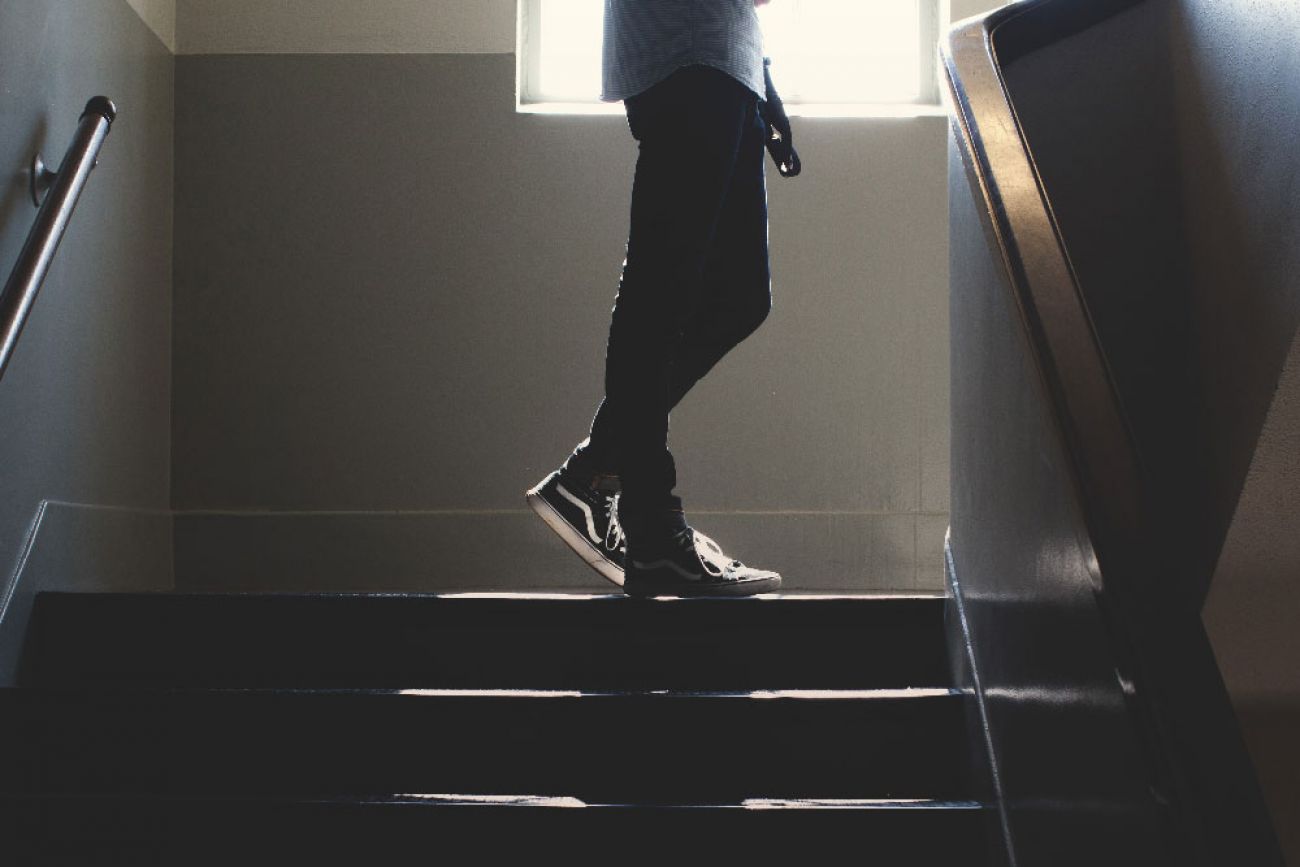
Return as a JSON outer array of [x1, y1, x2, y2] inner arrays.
[[526, 470, 626, 587], [623, 527, 781, 598]]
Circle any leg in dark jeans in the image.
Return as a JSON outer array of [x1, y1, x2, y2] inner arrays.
[[572, 65, 770, 535]]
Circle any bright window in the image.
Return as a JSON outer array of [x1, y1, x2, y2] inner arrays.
[[518, 0, 942, 111]]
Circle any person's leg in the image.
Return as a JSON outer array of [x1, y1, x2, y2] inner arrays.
[[663, 91, 771, 408], [592, 66, 757, 532], [570, 84, 769, 482]]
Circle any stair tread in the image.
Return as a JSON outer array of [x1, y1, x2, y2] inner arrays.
[[28, 591, 952, 690], [31, 590, 946, 626], [9, 591, 986, 861], [1, 793, 994, 864], [0, 687, 971, 801], [8, 791, 988, 808]]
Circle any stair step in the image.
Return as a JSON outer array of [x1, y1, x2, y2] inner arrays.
[[26, 592, 951, 690], [1, 794, 994, 864], [0, 687, 969, 802]]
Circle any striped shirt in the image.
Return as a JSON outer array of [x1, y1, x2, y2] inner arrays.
[[602, 0, 766, 102]]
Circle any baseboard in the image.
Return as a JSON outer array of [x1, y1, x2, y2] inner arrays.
[[0, 500, 174, 685], [174, 509, 944, 593]]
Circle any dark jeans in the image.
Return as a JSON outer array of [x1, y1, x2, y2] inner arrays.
[[575, 64, 772, 532]]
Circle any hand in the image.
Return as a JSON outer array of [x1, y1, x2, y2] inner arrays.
[[754, 0, 771, 6], [759, 58, 802, 178]]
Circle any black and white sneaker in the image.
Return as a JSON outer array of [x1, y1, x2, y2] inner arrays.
[[623, 526, 782, 598], [526, 467, 627, 587]]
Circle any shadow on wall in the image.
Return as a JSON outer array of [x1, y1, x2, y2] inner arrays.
[[1002, 0, 1300, 614], [1203, 326, 1300, 862], [0, 119, 46, 259], [1234, 700, 1300, 862], [1165, 0, 1300, 857], [1163, 0, 1300, 607], [991, 0, 1300, 856]]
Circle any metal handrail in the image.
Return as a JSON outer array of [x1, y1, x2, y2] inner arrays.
[[0, 96, 117, 382]]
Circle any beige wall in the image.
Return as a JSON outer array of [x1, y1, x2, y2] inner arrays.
[[172, 1, 996, 56], [120, 1, 1012, 592], [948, 0, 1004, 24], [126, 0, 176, 52], [175, 0, 516, 54], [169, 2, 1007, 592], [171, 53, 951, 592]]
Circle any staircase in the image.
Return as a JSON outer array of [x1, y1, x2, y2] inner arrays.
[[1, 592, 991, 863]]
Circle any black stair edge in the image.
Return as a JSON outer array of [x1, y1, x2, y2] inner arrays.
[[0, 684, 966, 700], [27, 591, 952, 691], [1, 684, 964, 702], [0, 791, 989, 814], [0, 687, 970, 802], [30, 589, 948, 624], [0, 793, 995, 864]]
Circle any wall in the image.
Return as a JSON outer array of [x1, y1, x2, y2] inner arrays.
[[175, 0, 514, 54], [1171, 0, 1300, 858], [1000, 0, 1300, 605], [946, 122, 1171, 864], [0, 0, 175, 681], [1205, 332, 1300, 863], [170, 1, 1002, 593], [126, 0, 177, 52], [1001, 0, 1299, 856]]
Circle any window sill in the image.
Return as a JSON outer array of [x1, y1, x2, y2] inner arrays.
[[516, 101, 949, 119]]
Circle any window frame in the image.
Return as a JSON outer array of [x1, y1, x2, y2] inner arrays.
[[516, 0, 947, 116]]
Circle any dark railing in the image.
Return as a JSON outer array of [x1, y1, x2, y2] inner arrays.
[[1, 97, 117, 382], [943, 2, 1283, 865]]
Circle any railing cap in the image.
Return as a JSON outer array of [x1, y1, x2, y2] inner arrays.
[[81, 96, 117, 127]]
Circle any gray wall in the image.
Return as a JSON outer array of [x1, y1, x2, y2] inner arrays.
[[0, 0, 176, 678], [1204, 330, 1300, 864], [172, 52, 954, 593], [1182, 0, 1300, 854], [1002, 0, 1300, 603], [1002, 0, 1300, 856]]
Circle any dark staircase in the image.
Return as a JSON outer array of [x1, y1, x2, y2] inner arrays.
[[1, 592, 991, 864]]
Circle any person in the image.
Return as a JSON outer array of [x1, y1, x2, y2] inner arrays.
[[526, 0, 801, 598]]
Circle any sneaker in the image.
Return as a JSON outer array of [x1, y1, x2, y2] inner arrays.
[[525, 467, 627, 587], [623, 525, 782, 598]]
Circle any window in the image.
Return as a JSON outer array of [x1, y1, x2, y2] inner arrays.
[[518, 0, 943, 113]]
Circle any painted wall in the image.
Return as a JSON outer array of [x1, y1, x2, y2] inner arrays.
[[0, 0, 176, 680], [170, 1, 996, 56], [171, 54, 950, 592], [126, 0, 177, 52], [1205, 333, 1300, 863], [1183, 0, 1300, 855], [1001, 0, 1299, 855], [169, 2, 1003, 592], [175, 0, 516, 54]]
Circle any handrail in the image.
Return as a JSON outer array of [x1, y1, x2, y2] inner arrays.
[[0, 96, 118, 382], [945, 1, 1150, 580]]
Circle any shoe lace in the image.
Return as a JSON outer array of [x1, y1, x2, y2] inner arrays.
[[679, 527, 740, 578], [603, 492, 627, 552]]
